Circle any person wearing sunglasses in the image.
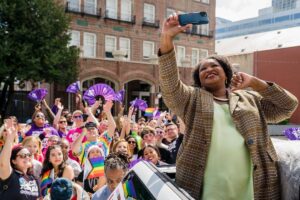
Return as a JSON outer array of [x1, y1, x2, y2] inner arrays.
[[0, 119, 41, 200], [125, 136, 139, 161], [25, 111, 59, 141], [66, 110, 85, 146]]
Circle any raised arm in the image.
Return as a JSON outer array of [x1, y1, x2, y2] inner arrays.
[[0, 119, 17, 180], [85, 106, 100, 127], [53, 101, 63, 129], [71, 128, 86, 155], [41, 99, 55, 122], [103, 100, 116, 138], [158, 14, 195, 118]]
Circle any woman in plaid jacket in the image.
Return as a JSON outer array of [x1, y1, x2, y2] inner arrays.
[[158, 13, 298, 199]]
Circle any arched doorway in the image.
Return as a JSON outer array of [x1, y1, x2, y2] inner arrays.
[[124, 80, 154, 119]]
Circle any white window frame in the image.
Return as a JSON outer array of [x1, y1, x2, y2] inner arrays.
[[105, 35, 117, 58], [144, 3, 155, 23], [191, 48, 200, 67], [106, 0, 118, 19], [119, 37, 131, 60], [202, 0, 209, 4], [68, 0, 81, 12], [143, 41, 155, 59], [200, 24, 209, 36], [176, 46, 186, 67], [121, 0, 132, 21], [69, 30, 80, 47], [200, 49, 209, 60], [83, 32, 96, 58], [84, 0, 97, 15]]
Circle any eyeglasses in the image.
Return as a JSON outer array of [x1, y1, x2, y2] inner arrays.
[[59, 121, 67, 124], [17, 153, 32, 159], [128, 141, 136, 144], [73, 115, 83, 119], [166, 128, 176, 131], [35, 114, 45, 119]]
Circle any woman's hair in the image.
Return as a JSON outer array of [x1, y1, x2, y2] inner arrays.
[[142, 145, 161, 159], [41, 145, 65, 177], [0, 125, 19, 144], [104, 152, 130, 174], [10, 145, 33, 175], [193, 55, 233, 88], [125, 136, 138, 155], [22, 136, 42, 155], [111, 139, 130, 154]]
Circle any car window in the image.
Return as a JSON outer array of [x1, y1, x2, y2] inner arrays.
[[122, 171, 156, 200]]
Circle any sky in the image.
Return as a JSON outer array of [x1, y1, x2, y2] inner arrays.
[[216, 0, 272, 21]]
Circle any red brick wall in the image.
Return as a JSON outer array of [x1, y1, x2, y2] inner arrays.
[[254, 46, 300, 123]]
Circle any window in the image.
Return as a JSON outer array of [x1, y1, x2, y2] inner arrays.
[[84, 0, 96, 14], [105, 35, 117, 58], [144, 3, 155, 23], [143, 41, 155, 59], [191, 48, 199, 66], [106, 0, 118, 19], [69, 30, 80, 47], [119, 37, 130, 60], [68, 0, 80, 12], [200, 49, 208, 59], [200, 24, 209, 35], [121, 0, 132, 21], [176, 46, 185, 66], [83, 32, 96, 58], [202, 0, 209, 3]]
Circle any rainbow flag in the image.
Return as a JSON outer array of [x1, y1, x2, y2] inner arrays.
[[99, 132, 112, 156], [144, 107, 156, 116], [122, 179, 137, 198], [41, 170, 53, 197], [87, 157, 105, 179]]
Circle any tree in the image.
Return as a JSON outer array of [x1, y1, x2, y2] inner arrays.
[[0, 0, 80, 121]]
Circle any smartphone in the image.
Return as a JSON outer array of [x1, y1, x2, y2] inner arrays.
[[178, 12, 209, 26]]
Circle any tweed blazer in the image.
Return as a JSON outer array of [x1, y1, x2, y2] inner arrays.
[[158, 50, 298, 200]]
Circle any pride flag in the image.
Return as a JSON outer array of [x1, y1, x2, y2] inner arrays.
[[99, 132, 112, 156], [144, 107, 156, 117], [87, 157, 105, 179], [41, 170, 53, 197], [122, 179, 137, 199]]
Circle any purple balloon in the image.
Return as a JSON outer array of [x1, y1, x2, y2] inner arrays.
[[66, 81, 80, 93], [283, 127, 300, 140], [130, 98, 148, 111], [28, 88, 48, 102], [114, 89, 125, 103], [83, 83, 116, 106]]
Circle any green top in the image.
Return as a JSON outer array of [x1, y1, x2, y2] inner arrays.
[[201, 102, 254, 200]]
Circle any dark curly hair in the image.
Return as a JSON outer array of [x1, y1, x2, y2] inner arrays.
[[193, 55, 233, 88], [41, 145, 66, 178], [104, 152, 130, 174]]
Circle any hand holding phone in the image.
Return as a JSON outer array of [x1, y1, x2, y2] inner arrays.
[[178, 12, 209, 26]]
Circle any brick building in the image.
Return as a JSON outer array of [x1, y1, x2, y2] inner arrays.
[[56, 0, 216, 112]]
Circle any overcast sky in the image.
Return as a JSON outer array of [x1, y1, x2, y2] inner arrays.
[[216, 0, 272, 21]]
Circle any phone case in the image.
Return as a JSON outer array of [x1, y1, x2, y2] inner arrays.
[[178, 12, 209, 26]]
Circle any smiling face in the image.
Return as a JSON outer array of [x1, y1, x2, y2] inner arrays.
[[143, 146, 160, 165], [199, 59, 227, 91], [12, 148, 32, 172], [86, 127, 99, 142], [115, 142, 128, 154]]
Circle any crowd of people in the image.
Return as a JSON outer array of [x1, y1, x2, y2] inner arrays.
[[1, 14, 298, 200], [0, 94, 184, 200]]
